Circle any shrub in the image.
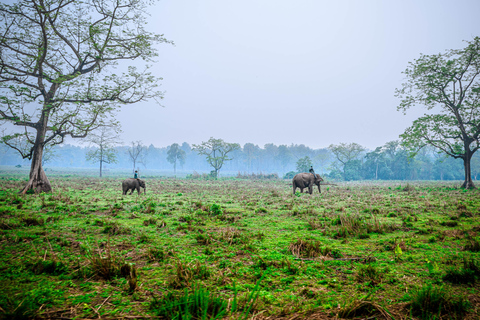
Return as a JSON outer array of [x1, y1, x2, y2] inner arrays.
[[356, 264, 383, 286], [464, 238, 480, 252], [407, 284, 470, 319], [167, 261, 211, 289], [31, 260, 68, 275], [147, 247, 174, 262], [151, 285, 228, 320], [86, 245, 137, 282], [443, 256, 480, 284], [210, 203, 223, 215], [288, 239, 333, 258], [102, 221, 131, 235]]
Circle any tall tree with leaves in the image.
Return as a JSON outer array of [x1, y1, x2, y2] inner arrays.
[[192, 137, 240, 178], [0, 0, 170, 193], [85, 127, 121, 177], [296, 156, 313, 173], [396, 37, 480, 189], [167, 143, 186, 177], [328, 142, 365, 181]]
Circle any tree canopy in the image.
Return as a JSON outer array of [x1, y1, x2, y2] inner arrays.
[[167, 143, 186, 177], [0, 0, 169, 193], [192, 137, 240, 178], [396, 37, 480, 188], [85, 127, 121, 177]]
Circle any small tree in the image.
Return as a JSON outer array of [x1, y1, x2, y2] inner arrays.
[[86, 127, 121, 177], [328, 143, 365, 181], [167, 143, 186, 177], [192, 137, 240, 178], [296, 156, 313, 173], [396, 37, 480, 189], [127, 141, 147, 174]]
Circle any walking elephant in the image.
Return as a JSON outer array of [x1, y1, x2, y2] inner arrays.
[[122, 178, 146, 195], [292, 173, 323, 195]]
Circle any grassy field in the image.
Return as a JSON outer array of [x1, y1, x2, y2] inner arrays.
[[0, 172, 479, 319]]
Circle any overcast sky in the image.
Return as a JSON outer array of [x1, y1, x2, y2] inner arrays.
[[117, 0, 480, 150]]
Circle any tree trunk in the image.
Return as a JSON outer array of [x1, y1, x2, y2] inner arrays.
[[100, 147, 103, 177], [462, 153, 475, 189], [20, 122, 52, 194]]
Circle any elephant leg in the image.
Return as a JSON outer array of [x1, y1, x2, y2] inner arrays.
[[300, 188, 304, 193], [309, 186, 313, 194], [129, 188, 134, 195]]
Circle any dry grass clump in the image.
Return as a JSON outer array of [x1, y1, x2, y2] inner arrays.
[[167, 260, 211, 289], [337, 296, 393, 319], [86, 245, 138, 291], [288, 239, 332, 258]]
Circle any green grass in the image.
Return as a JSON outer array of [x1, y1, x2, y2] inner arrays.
[[0, 173, 479, 319]]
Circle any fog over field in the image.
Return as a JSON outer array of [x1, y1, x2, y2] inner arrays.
[[116, 0, 480, 150]]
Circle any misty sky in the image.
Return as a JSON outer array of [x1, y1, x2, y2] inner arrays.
[[117, 0, 480, 150]]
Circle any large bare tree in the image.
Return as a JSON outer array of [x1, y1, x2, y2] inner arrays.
[[0, 0, 170, 193]]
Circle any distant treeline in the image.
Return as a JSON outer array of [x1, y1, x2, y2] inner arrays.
[[1, 141, 479, 181]]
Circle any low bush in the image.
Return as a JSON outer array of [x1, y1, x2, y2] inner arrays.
[[407, 284, 470, 319], [151, 285, 228, 320]]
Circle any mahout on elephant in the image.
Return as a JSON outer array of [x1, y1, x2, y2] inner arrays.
[[122, 178, 146, 195], [292, 173, 323, 195]]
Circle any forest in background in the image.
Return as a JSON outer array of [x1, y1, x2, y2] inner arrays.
[[2, 140, 479, 181]]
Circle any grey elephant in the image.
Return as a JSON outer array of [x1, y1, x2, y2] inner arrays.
[[122, 178, 146, 195], [292, 173, 324, 195]]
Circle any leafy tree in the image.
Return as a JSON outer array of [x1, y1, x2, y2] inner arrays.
[[0, 0, 169, 193], [127, 141, 147, 174], [396, 37, 480, 189], [276, 145, 292, 174], [85, 127, 121, 177], [243, 143, 260, 172], [296, 156, 313, 173], [192, 137, 240, 178], [167, 143, 186, 177], [313, 150, 331, 174], [364, 147, 385, 180], [328, 143, 365, 181]]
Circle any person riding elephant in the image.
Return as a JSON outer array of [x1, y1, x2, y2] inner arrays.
[[122, 178, 146, 195], [292, 172, 323, 195]]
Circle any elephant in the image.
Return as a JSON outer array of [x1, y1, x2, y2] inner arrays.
[[122, 178, 146, 195], [292, 173, 323, 195]]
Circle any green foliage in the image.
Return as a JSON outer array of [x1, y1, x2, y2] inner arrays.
[[396, 37, 480, 189], [295, 156, 313, 173], [0, 177, 480, 318], [406, 284, 470, 319], [192, 138, 240, 178], [356, 264, 384, 286], [167, 143, 187, 175], [209, 203, 223, 215], [150, 285, 228, 320], [283, 171, 296, 179], [443, 256, 480, 284]]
